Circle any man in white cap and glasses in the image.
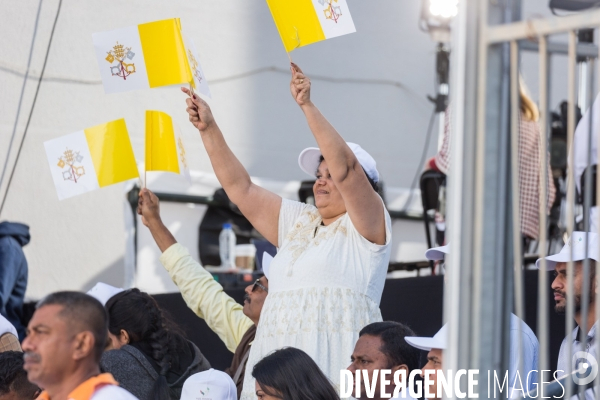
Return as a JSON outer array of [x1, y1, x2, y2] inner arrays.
[[182, 63, 392, 399], [537, 231, 599, 399], [137, 189, 269, 399], [425, 244, 539, 394]]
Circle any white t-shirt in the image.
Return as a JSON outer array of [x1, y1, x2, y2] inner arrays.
[[90, 385, 139, 400]]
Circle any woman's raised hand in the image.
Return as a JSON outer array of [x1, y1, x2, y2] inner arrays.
[[181, 87, 215, 131], [290, 63, 312, 106]]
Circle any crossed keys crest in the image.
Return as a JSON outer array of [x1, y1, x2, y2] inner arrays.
[[105, 42, 136, 80], [318, 0, 343, 23], [57, 148, 85, 183]]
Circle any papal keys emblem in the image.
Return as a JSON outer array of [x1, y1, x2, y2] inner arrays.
[[105, 42, 136, 80]]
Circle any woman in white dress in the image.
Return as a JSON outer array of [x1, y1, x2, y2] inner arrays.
[[182, 63, 392, 399]]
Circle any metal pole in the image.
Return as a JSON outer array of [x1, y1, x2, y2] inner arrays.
[[445, 0, 520, 397], [565, 29, 578, 399], [537, 34, 551, 381], [510, 39, 525, 387]]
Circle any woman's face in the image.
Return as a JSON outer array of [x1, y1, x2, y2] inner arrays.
[[255, 381, 281, 400], [313, 159, 346, 219]]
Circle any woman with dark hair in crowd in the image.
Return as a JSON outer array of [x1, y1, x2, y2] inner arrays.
[[100, 289, 211, 400], [252, 347, 340, 400]]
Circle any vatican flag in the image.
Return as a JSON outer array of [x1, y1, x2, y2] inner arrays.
[[44, 119, 140, 200], [266, 0, 356, 52], [92, 18, 210, 97], [145, 110, 191, 183]]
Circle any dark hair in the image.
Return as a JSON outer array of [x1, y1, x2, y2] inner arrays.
[[105, 289, 189, 400], [0, 351, 40, 399], [0, 351, 40, 398], [318, 156, 379, 192], [252, 347, 339, 400], [359, 321, 420, 372], [37, 291, 108, 362]]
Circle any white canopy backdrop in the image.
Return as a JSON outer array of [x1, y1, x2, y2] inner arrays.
[[0, 0, 567, 299]]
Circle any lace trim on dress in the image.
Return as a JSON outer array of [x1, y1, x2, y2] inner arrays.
[[283, 209, 348, 276]]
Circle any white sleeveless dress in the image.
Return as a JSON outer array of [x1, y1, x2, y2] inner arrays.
[[240, 197, 392, 399]]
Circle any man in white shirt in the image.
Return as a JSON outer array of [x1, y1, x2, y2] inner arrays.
[[537, 231, 599, 399], [347, 321, 421, 400], [425, 244, 539, 392], [21, 291, 138, 400]]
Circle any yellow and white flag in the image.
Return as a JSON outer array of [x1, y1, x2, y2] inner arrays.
[[44, 119, 139, 200], [92, 18, 210, 97], [266, 0, 356, 52], [145, 110, 191, 183]]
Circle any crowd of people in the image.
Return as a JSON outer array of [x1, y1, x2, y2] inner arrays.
[[0, 63, 598, 400]]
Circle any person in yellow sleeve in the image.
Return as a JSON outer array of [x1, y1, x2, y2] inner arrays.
[[137, 188, 269, 398], [21, 291, 137, 400]]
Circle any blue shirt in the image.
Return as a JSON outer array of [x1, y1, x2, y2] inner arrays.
[[509, 313, 539, 394]]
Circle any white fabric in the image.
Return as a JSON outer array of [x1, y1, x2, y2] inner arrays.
[[536, 231, 600, 270], [86, 282, 124, 305], [391, 387, 419, 399], [298, 142, 380, 183], [181, 369, 237, 400], [556, 322, 597, 400], [240, 197, 392, 399], [573, 92, 600, 195], [0, 314, 18, 337], [90, 384, 138, 400], [405, 325, 447, 351], [262, 252, 273, 279], [591, 207, 599, 234], [424, 244, 450, 261]]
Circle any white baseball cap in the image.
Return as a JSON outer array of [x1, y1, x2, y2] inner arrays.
[[536, 231, 600, 271], [298, 142, 379, 183], [181, 369, 237, 400], [425, 243, 450, 261], [86, 282, 124, 306], [405, 324, 448, 351]]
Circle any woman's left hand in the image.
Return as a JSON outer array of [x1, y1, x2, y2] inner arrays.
[[290, 63, 312, 106]]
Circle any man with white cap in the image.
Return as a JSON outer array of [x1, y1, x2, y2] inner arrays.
[[405, 326, 447, 400], [180, 369, 237, 400], [137, 189, 268, 398], [537, 231, 599, 399], [425, 244, 539, 393]]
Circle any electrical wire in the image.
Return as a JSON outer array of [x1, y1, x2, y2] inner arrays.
[[0, 0, 43, 199], [400, 107, 438, 212], [0, 0, 63, 216]]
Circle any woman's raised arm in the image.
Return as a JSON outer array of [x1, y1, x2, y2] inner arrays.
[[182, 87, 281, 246], [289, 65, 386, 245]]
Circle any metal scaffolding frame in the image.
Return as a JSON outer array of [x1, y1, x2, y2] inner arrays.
[[445, 2, 600, 398]]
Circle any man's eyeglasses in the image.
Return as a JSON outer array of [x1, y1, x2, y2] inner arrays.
[[252, 279, 268, 293]]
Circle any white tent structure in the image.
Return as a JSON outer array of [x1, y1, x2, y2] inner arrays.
[[0, 0, 566, 299]]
